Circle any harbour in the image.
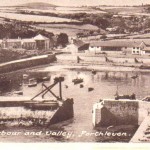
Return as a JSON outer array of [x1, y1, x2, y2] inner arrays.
[[0, 63, 149, 142]]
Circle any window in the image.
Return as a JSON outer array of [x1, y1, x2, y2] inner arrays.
[[133, 51, 135, 53], [97, 46, 99, 48], [91, 46, 93, 48], [133, 47, 135, 49]]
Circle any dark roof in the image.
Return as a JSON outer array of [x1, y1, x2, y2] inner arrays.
[[73, 40, 87, 48]]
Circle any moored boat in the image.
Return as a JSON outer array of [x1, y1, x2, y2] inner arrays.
[[72, 78, 83, 84], [28, 78, 37, 87], [14, 91, 23, 95], [36, 76, 50, 83]]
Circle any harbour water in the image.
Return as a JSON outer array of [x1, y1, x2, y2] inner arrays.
[[0, 65, 150, 142]]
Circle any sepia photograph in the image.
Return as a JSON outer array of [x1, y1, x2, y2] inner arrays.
[[0, 0, 150, 146]]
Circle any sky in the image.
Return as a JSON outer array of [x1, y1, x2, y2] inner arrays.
[[0, 0, 149, 6]]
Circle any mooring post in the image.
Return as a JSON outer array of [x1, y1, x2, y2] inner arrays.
[[59, 80, 62, 100]]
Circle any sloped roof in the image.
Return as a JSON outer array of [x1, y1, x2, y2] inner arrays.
[[73, 40, 88, 48], [142, 47, 150, 51], [34, 34, 49, 40], [4, 39, 22, 43], [90, 40, 144, 48]]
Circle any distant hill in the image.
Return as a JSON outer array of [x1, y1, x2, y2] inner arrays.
[[16, 2, 57, 8]]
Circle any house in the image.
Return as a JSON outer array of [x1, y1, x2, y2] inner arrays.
[[2, 39, 22, 49], [66, 40, 89, 54], [89, 40, 150, 55]]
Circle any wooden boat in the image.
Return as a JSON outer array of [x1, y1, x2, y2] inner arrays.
[[80, 84, 84, 88], [115, 93, 136, 100], [131, 75, 138, 79], [28, 78, 37, 87], [14, 91, 23, 95], [23, 74, 28, 79], [92, 70, 96, 75], [72, 78, 83, 84], [37, 76, 50, 83], [88, 87, 94, 92]]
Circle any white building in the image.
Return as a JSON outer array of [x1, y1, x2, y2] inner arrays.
[[89, 40, 150, 55]]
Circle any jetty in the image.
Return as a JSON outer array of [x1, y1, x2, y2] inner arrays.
[[0, 77, 74, 127]]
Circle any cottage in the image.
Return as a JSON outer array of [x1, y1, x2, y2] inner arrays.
[[22, 38, 36, 50], [66, 40, 89, 54]]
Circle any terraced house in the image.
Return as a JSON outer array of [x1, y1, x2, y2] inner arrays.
[[0, 34, 53, 50], [89, 40, 150, 55]]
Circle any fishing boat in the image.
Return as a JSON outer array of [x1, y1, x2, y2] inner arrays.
[[115, 93, 136, 100], [88, 87, 94, 92], [23, 74, 28, 79], [72, 78, 83, 84], [92, 69, 96, 75], [28, 78, 37, 87], [13, 91, 23, 95], [36, 76, 50, 83], [80, 84, 84, 88], [131, 75, 138, 79]]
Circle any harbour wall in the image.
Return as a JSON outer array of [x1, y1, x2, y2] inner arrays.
[[93, 100, 150, 127], [56, 54, 150, 64], [0, 54, 56, 74]]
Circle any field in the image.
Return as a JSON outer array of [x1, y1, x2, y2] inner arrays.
[[18, 7, 107, 14], [33, 24, 99, 36], [0, 12, 79, 23], [100, 6, 143, 14], [126, 33, 150, 39]]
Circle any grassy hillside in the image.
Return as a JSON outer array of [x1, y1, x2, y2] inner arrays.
[[16, 2, 57, 8]]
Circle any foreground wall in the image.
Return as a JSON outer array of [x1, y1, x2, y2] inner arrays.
[[0, 54, 56, 74]]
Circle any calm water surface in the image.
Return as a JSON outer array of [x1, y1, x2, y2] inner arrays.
[[0, 66, 149, 142]]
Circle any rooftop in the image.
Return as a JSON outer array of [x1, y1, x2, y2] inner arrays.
[[90, 40, 150, 48], [73, 39, 88, 48], [22, 38, 36, 43], [34, 34, 49, 40]]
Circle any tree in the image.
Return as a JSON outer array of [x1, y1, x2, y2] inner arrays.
[[57, 33, 69, 47]]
